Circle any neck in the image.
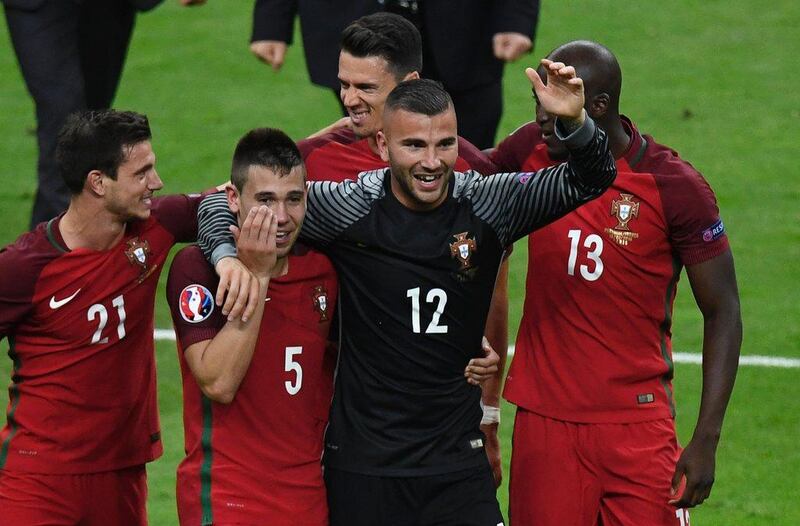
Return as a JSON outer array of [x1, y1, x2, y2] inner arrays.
[[270, 256, 289, 278], [59, 197, 127, 251], [600, 114, 632, 159]]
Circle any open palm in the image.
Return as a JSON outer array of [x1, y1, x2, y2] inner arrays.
[[526, 59, 585, 121]]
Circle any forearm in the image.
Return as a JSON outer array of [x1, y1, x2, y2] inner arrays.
[[191, 278, 269, 402], [481, 259, 509, 407], [692, 310, 742, 442]]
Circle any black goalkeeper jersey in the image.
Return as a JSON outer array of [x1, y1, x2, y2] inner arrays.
[[198, 117, 615, 476]]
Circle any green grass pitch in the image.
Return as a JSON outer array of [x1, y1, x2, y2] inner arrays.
[[1, 1, 798, 524]]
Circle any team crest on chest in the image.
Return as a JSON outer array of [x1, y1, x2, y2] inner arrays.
[[449, 232, 477, 269], [312, 285, 329, 322], [125, 237, 156, 282], [604, 193, 640, 246]]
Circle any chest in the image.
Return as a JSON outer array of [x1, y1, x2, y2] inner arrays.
[[26, 227, 174, 346]]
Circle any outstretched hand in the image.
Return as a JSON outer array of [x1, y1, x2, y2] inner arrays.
[[526, 59, 585, 124]]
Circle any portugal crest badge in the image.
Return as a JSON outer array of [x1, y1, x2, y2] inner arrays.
[[604, 193, 640, 246], [449, 232, 477, 270], [312, 285, 329, 322], [125, 237, 155, 281]]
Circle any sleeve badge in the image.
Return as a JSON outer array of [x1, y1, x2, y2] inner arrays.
[[179, 284, 215, 323]]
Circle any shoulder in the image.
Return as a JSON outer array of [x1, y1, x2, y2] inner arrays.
[[0, 225, 59, 278], [456, 135, 498, 175], [637, 136, 718, 200], [490, 121, 544, 172], [167, 245, 216, 293], [300, 127, 358, 159], [0, 226, 57, 314]]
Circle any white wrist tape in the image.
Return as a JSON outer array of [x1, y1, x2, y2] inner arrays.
[[481, 405, 501, 426]]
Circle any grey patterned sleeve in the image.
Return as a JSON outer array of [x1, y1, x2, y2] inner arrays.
[[197, 191, 237, 267], [302, 171, 386, 245], [470, 116, 616, 246]]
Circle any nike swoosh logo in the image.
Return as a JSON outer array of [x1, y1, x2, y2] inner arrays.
[[49, 289, 82, 309]]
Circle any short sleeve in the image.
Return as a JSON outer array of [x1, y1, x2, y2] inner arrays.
[[166, 246, 226, 349], [654, 161, 730, 266]]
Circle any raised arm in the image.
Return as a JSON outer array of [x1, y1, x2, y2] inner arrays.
[[670, 250, 742, 508]]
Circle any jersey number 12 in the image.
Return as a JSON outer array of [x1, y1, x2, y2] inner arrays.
[[407, 287, 448, 334]]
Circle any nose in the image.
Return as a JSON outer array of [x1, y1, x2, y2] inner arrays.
[[341, 86, 358, 108], [148, 169, 164, 191], [272, 201, 289, 225], [420, 147, 441, 171]]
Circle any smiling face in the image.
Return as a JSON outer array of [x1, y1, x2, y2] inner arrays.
[[338, 52, 407, 140], [103, 140, 163, 221], [377, 106, 459, 211], [229, 164, 307, 262]]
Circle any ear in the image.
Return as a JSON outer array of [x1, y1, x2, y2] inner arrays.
[[589, 93, 610, 119], [86, 170, 106, 196], [404, 70, 421, 82], [376, 130, 390, 162], [226, 184, 241, 216]]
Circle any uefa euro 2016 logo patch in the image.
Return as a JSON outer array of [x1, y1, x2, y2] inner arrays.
[[179, 284, 214, 323]]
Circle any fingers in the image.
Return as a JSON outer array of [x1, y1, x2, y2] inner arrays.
[[464, 361, 499, 385], [239, 270, 261, 324], [220, 266, 240, 316], [265, 209, 278, 251], [226, 266, 253, 322], [214, 259, 231, 307], [670, 472, 714, 508], [249, 41, 286, 71]]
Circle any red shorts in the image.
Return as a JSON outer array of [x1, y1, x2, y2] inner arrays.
[[509, 409, 691, 526], [0, 465, 147, 526]]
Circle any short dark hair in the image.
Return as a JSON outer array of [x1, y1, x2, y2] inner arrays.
[[56, 110, 151, 194], [230, 128, 304, 191], [341, 13, 422, 80], [385, 78, 453, 117]]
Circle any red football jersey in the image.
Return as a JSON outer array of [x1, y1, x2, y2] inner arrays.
[[0, 195, 198, 473], [299, 126, 498, 181], [167, 244, 338, 526], [499, 118, 730, 423]]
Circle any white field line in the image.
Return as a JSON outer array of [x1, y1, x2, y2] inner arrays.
[[153, 329, 799, 369]]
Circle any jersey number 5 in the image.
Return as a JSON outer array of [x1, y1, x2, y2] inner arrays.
[[285, 346, 303, 395], [407, 287, 448, 334], [567, 229, 604, 281], [87, 294, 127, 345]]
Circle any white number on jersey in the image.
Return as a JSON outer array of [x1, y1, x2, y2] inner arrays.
[[87, 294, 127, 345], [567, 229, 604, 281], [406, 287, 449, 334], [284, 346, 303, 395], [675, 508, 691, 526]]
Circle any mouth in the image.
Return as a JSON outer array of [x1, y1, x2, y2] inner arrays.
[[348, 108, 370, 125], [413, 173, 443, 189], [142, 195, 153, 206], [275, 231, 292, 245]]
